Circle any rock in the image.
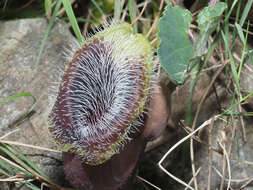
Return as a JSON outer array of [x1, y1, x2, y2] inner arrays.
[[194, 117, 253, 189], [231, 37, 253, 111], [170, 71, 227, 127], [240, 56, 253, 111], [0, 18, 78, 187]]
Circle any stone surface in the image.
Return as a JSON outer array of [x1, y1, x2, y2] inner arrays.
[[240, 57, 253, 111], [0, 18, 78, 187], [193, 117, 253, 189]]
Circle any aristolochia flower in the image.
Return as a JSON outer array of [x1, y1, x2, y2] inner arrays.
[[48, 22, 154, 165]]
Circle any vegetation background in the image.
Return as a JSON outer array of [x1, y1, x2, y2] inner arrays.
[[0, 0, 253, 190]]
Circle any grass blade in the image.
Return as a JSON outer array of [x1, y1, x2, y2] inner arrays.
[[7, 145, 48, 179], [0, 145, 32, 176], [221, 31, 242, 99], [0, 92, 35, 105], [0, 92, 36, 126], [91, 0, 105, 17], [235, 23, 245, 43], [35, 0, 62, 69], [224, 0, 238, 23], [186, 36, 220, 125], [239, 0, 252, 26], [236, 21, 249, 79], [62, 0, 84, 43], [0, 157, 19, 176], [114, 0, 122, 20], [128, 0, 137, 33], [44, 0, 52, 17]]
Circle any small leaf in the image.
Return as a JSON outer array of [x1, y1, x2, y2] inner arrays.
[[239, 0, 252, 26], [197, 2, 227, 31], [158, 3, 193, 84], [0, 92, 35, 105], [0, 92, 36, 125], [235, 23, 245, 43], [193, 2, 227, 59]]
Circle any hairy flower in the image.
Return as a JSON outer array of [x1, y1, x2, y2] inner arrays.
[[48, 22, 154, 165]]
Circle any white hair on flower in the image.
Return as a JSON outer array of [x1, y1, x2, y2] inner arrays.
[[48, 21, 155, 165]]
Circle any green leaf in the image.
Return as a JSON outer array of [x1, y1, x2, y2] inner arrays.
[[221, 31, 241, 99], [44, 0, 52, 16], [239, 0, 253, 26], [62, 0, 84, 44], [0, 146, 31, 176], [128, 0, 137, 33], [35, 0, 62, 69], [0, 92, 36, 125], [0, 144, 50, 190], [0, 157, 19, 176], [0, 92, 35, 106], [235, 23, 245, 43], [193, 2, 227, 59], [158, 3, 193, 84], [197, 2, 227, 30], [114, 0, 122, 20], [8, 145, 48, 179]]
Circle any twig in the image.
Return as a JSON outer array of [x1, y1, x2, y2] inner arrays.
[[238, 104, 247, 142], [82, 10, 91, 36], [219, 141, 227, 190], [0, 140, 61, 153], [190, 61, 227, 190], [212, 166, 253, 183], [207, 118, 215, 190], [190, 136, 198, 190], [130, 0, 148, 27], [0, 155, 28, 173], [121, 10, 127, 21], [180, 121, 221, 154], [234, 52, 253, 73], [170, 0, 176, 5], [17, 0, 35, 11], [137, 176, 161, 190], [158, 116, 219, 190], [56, 0, 75, 16], [233, 52, 249, 143], [146, 0, 164, 37], [0, 129, 20, 139], [229, 23, 253, 36], [218, 140, 231, 190], [240, 177, 253, 189], [231, 158, 253, 166], [0, 177, 25, 182], [184, 167, 202, 190]]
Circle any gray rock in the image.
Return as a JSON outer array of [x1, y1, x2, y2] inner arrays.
[[170, 71, 227, 126], [240, 59, 253, 110], [0, 18, 78, 187], [193, 117, 253, 189]]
